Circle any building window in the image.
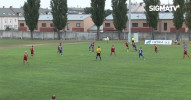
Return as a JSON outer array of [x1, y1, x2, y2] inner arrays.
[[14, 25, 18, 29], [10, 19, 12, 23], [20, 23, 24, 27], [132, 23, 138, 27], [76, 23, 80, 27], [164, 23, 167, 31], [50, 23, 54, 27], [15, 19, 17, 22], [143, 23, 149, 27], [42, 23, 46, 27], [67, 23, 70, 30], [4, 25, 7, 29], [105, 23, 110, 27]]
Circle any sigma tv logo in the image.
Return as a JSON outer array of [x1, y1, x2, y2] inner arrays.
[[149, 5, 180, 11]]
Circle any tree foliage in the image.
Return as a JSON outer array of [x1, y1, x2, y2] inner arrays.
[[144, 0, 160, 40], [50, 0, 68, 40], [84, 7, 91, 14], [105, 9, 112, 18], [112, 0, 128, 40], [23, 0, 40, 39], [90, 0, 106, 40], [173, 0, 185, 41], [185, 0, 191, 40]]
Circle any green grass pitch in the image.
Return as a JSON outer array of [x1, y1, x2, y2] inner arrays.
[[0, 39, 191, 100]]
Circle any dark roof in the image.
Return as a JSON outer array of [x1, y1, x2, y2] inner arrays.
[[12, 8, 51, 17], [105, 12, 178, 20], [19, 14, 91, 21], [0, 8, 17, 17]]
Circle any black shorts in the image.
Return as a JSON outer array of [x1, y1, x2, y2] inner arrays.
[[97, 53, 100, 56]]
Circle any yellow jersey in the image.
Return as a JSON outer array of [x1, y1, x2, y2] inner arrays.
[[96, 48, 101, 53]]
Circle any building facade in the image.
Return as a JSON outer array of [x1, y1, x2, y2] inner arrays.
[[18, 14, 95, 32], [103, 12, 188, 33], [0, 7, 19, 30]]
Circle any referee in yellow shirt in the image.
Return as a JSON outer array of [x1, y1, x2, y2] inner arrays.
[[96, 46, 101, 60]]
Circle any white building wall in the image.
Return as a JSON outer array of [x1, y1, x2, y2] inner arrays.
[[1, 17, 19, 30], [0, 17, 2, 30]]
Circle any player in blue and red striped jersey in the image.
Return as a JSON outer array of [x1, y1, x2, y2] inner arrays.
[[57, 43, 61, 54], [139, 47, 145, 60], [132, 42, 137, 51], [111, 45, 116, 56], [58, 43, 63, 56], [89, 42, 92, 52], [183, 47, 190, 59], [92, 42, 95, 52]]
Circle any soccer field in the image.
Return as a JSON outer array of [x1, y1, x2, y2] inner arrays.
[[0, 39, 191, 100]]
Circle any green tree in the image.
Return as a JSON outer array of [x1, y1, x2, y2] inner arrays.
[[173, 0, 185, 41], [23, 0, 40, 40], [90, 0, 106, 40], [84, 7, 91, 14], [112, 0, 128, 40], [144, 0, 160, 40], [50, 0, 68, 40], [105, 9, 112, 18], [185, 0, 191, 40]]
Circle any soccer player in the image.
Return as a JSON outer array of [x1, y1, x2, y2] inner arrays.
[[96, 46, 101, 60], [23, 51, 29, 65], [125, 41, 129, 52], [57, 43, 61, 54], [183, 47, 190, 59], [132, 42, 137, 51], [50, 95, 56, 100], [30, 45, 34, 58], [59, 43, 63, 56], [132, 37, 135, 44], [106, 36, 109, 43], [154, 44, 158, 53], [183, 42, 187, 48], [92, 42, 95, 52], [89, 42, 92, 52], [139, 47, 145, 60], [111, 45, 116, 56]]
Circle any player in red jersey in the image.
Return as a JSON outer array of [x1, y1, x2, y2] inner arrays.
[[125, 41, 129, 52], [23, 51, 29, 65], [111, 45, 116, 56], [154, 44, 158, 53], [30, 45, 34, 58], [57, 43, 61, 54], [92, 42, 95, 52], [183, 47, 190, 59]]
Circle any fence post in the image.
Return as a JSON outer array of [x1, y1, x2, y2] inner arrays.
[[53, 32, 55, 40], [165, 33, 166, 40], [21, 31, 23, 39], [124, 32, 125, 40], [87, 32, 89, 40], [75, 32, 77, 40], [11, 30, 13, 39], [42, 32, 44, 40]]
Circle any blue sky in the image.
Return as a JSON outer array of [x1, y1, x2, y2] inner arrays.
[[0, 0, 173, 9]]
